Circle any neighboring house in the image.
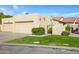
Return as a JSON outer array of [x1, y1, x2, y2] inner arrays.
[[52, 17, 79, 35], [1, 14, 51, 34], [62, 17, 79, 30], [52, 16, 65, 35]]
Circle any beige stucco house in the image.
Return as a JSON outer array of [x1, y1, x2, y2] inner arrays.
[[1, 13, 79, 35], [1, 14, 51, 34], [52, 16, 79, 35]]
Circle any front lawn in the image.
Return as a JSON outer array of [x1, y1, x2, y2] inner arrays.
[[7, 35, 79, 48]]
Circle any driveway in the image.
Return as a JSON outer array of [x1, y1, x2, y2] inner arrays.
[[0, 32, 27, 43]]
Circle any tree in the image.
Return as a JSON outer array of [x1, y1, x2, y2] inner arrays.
[[0, 12, 4, 24], [0, 12, 12, 24], [65, 25, 71, 32], [25, 13, 29, 14]]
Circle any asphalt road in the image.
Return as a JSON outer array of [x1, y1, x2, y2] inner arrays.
[[0, 45, 79, 54]]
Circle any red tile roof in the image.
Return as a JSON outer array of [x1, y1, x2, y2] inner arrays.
[[53, 17, 79, 23], [62, 18, 76, 23], [53, 16, 63, 21]]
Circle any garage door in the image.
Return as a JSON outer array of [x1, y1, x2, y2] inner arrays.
[[14, 21, 33, 34], [2, 22, 13, 32]]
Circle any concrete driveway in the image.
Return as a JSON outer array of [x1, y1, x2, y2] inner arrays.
[[0, 32, 27, 43]]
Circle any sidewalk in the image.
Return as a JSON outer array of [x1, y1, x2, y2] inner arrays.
[[70, 33, 79, 37]]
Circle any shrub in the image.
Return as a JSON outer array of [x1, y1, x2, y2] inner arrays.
[[65, 25, 71, 32], [32, 27, 45, 35], [61, 31, 70, 36], [48, 28, 52, 34]]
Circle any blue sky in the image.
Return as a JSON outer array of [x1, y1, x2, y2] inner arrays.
[[0, 5, 79, 17]]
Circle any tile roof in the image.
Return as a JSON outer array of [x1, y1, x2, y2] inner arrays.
[[62, 18, 76, 23], [52, 16, 63, 21], [52, 16, 79, 23]]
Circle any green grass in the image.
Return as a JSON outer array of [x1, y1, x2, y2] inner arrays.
[[8, 35, 79, 48]]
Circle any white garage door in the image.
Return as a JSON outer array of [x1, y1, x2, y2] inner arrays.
[[2, 23, 13, 32], [15, 21, 33, 34]]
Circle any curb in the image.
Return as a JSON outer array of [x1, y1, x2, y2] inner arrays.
[[0, 43, 79, 51]]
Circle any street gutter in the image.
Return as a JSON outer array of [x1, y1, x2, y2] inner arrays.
[[0, 43, 79, 51]]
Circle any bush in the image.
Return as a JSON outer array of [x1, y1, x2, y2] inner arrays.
[[61, 31, 70, 36], [65, 25, 71, 32], [32, 27, 45, 35], [48, 28, 52, 34]]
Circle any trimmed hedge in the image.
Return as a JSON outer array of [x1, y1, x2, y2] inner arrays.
[[65, 25, 71, 32], [32, 27, 45, 35], [61, 31, 70, 36]]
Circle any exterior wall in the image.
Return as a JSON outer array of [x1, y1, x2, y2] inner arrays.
[[1, 14, 51, 34], [32, 14, 51, 34], [52, 21, 65, 35], [1, 18, 14, 32], [33, 14, 51, 28], [3, 14, 79, 35], [2, 14, 79, 35], [2, 15, 35, 34], [64, 23, 79, 30]]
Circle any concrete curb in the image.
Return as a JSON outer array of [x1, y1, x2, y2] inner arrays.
[[0, 43, 79, 51]]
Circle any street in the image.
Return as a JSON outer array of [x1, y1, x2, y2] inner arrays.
[[0, 45, 79, 54]]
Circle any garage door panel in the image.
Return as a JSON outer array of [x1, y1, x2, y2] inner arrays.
[[15, 22, 33, 34], [2, 24, 13, 32]]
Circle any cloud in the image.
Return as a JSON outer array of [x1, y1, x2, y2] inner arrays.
[[62, 12, 79, 17], [0, 8, 8, 14], [0, 8, 6, 12], [0, 7, 16, 15], [47, 13, 61, 16], [0, 7, 25, 15], [13, 5, 19, 10], [21, 11, 26, 14], [49, 12, 79, 17]]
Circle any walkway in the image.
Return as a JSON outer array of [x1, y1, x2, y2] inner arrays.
[[70, 33, 79, 37]]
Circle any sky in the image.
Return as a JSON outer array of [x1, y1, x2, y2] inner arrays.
[[0, 5, 79, 17]]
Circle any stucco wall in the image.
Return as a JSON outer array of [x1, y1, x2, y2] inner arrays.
[[2, 14, 51, 34], [1, 18, 14, 32], [52, 21, 65, 35], [66, 23, 79, 30]]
